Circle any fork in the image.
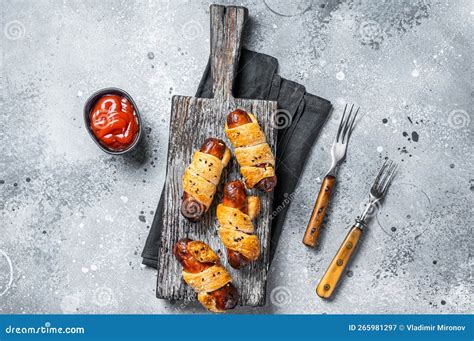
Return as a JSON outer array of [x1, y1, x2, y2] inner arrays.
[[316, 159, 398, 299], [303, 104, 359, 247]]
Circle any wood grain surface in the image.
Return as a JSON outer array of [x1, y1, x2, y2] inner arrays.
[[316, 225, 363, 299], [156, 5, 277, 306], [303, 175, 335, 247]]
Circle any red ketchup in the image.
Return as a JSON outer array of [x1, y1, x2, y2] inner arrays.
[[89, 94, 139, 151]]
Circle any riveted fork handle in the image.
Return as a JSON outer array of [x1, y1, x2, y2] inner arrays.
[[316, 225, 363, 299], [302, 175, 335, 247]]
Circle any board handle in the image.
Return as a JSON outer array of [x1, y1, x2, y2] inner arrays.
[[210, 5, 248, 101]]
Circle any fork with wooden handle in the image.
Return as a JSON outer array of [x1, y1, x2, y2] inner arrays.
[[316, 159, 398, 299], [303, 104, 359, 247]]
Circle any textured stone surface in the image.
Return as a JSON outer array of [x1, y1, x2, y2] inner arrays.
[[1, 0, 471, 314]]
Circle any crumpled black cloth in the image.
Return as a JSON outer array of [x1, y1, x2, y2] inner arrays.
[[141, 49, 332, 268]]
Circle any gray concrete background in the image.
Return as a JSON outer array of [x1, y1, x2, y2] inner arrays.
[[1, 0, 472, 314]]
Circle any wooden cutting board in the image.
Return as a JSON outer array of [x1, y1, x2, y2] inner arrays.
[[156, 4, 277, 307]]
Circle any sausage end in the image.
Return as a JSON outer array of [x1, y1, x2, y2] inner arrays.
[[181, 193, 206, 222], [255, 175, 277, 193], [227, 109, 252, 128]]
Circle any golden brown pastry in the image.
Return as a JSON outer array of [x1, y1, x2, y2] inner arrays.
[[181, 138, 231, 221], [173, 238, 239, 312], [216, 180, 261, 269], [225, 109, 277, 192]]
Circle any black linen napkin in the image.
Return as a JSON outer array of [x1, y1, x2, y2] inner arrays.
[[142, 49, 332, 268]]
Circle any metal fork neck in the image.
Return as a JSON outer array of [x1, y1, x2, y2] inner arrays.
[[326, 163, 338, 177], [326, 169, 336, 177], [359, 204, 371, 222], [356, 199, 378, 229], [354, 218, 367, 230]]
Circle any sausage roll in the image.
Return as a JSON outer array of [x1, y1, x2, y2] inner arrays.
[[173, 238, 239, 312], [216, 180, 261, 269], [181, 138, 231, 221], [225, 109, 277, 192]]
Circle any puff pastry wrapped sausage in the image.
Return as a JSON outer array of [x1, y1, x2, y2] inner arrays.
[[217, 180, 261, 269], [173, 238, 239, 312], [181, 138, 231, 221], [225, 109, 277, 192]]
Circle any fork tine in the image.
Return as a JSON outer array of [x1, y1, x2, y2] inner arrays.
[[380, 162, 397, 194], [373, 159, 391, 190], [341, 104, 354, 143], [346, 106, 359, 141], [378, 163, 392, 190], [375, 159, 397, 194], [336, 104, 348, 142]]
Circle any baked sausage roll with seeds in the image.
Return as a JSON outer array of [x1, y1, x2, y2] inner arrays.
[[181, 138, 231, 221], [217, 180, 261, 269], [225, 109, 277, 192], [173, 238, 239, 312]]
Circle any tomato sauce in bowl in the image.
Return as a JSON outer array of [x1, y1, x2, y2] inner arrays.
[[84, 88, 142, 154]]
